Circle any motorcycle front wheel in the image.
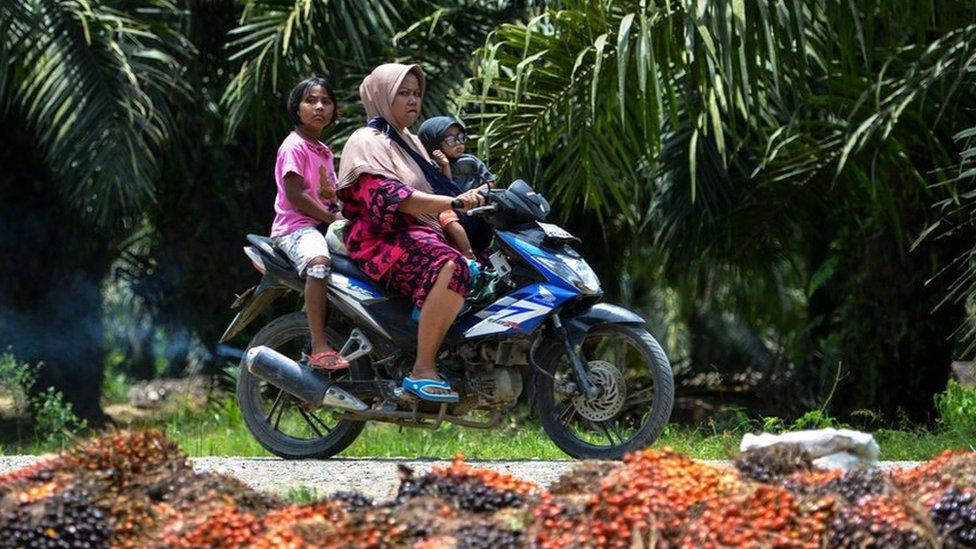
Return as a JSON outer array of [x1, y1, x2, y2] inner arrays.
[[534, 323, 674, 460], [237, 312, 368, 459]]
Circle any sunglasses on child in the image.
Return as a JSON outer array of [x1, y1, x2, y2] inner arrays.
[[442, 133, 467, 146]]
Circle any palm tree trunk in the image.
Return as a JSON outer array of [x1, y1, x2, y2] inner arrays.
[[0, 116, 110, 424]]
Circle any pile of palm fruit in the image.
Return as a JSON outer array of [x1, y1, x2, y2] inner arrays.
[[1, 431, 974, 547]]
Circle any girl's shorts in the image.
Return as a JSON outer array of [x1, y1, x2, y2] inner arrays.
[[272, 226, 331, 277]]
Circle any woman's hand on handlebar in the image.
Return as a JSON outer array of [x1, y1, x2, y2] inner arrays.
[[453, 188, 486, 212]]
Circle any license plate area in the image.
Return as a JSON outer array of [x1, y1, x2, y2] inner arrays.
[[537, 221, 578, 242]]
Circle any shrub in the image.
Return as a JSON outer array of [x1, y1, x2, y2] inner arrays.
[[936, 381, 976, 438], [0, 351, 87, 447]]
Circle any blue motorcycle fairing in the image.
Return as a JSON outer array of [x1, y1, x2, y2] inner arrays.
[[496, 231, 579, 292], [330, 273, 383, 301], [563, 303, 646, 346], [456, 282, 578, 339]]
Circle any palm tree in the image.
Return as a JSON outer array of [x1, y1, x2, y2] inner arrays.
[[219, 0, 532, 146], [0, 0, 192, 420], [462, 0, 976, 421]]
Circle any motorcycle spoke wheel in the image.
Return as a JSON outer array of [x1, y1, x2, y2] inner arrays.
[[236, 312, 367, 459], [537, 323, 674, 459], [251, 333, 345, 442]]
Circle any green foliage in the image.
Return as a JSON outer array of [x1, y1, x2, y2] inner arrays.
[[0, 0, 191, 225], [791, 410, 844, 431], [31, 387, 87, 449], [2, 0, 976, 427], [285, 486, 323, 505], [0, 352, 87, 447], [0, 351, 36, 413], [936, 381, 976, 438], [464, 0, 976, 421]]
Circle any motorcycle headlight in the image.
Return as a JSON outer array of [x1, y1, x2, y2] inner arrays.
[[533, 254, 602, 294]]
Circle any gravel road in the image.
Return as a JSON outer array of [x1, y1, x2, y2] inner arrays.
[[0, 457, 919, 502]]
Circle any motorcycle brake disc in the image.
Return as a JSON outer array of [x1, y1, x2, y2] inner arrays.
[[571, 360, 626, 422]]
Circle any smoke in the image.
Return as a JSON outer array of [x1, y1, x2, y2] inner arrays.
[[0, 273, 103, 367]]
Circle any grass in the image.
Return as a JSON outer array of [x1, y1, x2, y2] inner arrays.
[[2, 380, 974, 460], [6, 395, 970, 461], [105, 408, 976, 461]]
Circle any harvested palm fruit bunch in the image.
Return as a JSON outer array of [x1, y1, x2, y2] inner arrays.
[[784, 468, 892, 505], [782, 468, 844, 495], [890, 451, 964, 508], [680, 484, 834, 548], [549, 461, 620, 495], [285, 497, 458, 548], [827, 493, 936, 548], [155, 504, 263, 548], [0, 460, 62, 493], [250, 502, 349, 549], [531, 447, 745, 548], [451, 521, 526, 548], [329, 490, 375, 510], [735, 443, 813, 483], [930, 489, 976, 548], [891, 451, 976, 510], [153, 470, 286, 516], [159, 501, 352, 549], [0, 484, 113, 548], [395, 457, 538, 513], [3, 431, 976, 548], [62, 430, 189, 496]]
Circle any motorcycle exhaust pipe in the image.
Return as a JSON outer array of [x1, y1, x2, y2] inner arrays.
[[244, 346, 368, 412]]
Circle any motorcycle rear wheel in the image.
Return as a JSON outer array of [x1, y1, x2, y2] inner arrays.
[[237, 312, 367, 459], [535, 323, 674, 460]]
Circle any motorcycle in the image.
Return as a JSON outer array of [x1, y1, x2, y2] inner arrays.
[[220, 180, 673, 459]]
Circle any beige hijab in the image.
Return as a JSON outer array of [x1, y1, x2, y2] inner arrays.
[[337, 63, 434, 196]]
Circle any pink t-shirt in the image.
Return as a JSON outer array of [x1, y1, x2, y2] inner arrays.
[[270, 131, 339, 237]]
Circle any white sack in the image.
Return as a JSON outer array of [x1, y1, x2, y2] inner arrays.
[[740, 428, 879, 466]]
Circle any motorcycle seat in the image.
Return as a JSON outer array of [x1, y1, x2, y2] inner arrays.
[[330, 253, 374, 285], [246, 233, 378, 291], [246, 234, 295, 273]]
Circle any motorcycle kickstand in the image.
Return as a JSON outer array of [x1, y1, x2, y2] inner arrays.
[[551, 315, 600, 399]]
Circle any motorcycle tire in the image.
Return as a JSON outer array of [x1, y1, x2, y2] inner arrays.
[[237, 312, 367, 459], [534, 323, 674, 460]]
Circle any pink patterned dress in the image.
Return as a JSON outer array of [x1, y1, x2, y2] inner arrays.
[[338, 174, 470, 308]]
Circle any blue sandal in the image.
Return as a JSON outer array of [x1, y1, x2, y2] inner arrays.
[[402, 376, 459, 403]]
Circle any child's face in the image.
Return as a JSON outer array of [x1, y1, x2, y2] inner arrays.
[[439, 125, 466, 160], [298, 84, 334, 132]]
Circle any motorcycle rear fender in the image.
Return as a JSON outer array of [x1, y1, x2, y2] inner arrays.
[[219, 274, 290, 343], [563, 303, 645, 347]]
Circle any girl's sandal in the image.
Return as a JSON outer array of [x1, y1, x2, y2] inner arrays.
[[305, 350, 350, 371]]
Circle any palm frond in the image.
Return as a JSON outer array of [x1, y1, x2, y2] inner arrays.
[[2, 0, 191, 224], [221, 0, 402, 141]]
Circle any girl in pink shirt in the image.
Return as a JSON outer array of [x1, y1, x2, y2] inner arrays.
[[270, 77, 348, 370]]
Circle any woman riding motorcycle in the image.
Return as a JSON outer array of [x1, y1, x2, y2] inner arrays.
[[336, 63, 485, 403]]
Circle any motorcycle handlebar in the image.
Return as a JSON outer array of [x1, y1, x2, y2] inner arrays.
[[452, 187, 501, 215], [465, 204, 500, 216]]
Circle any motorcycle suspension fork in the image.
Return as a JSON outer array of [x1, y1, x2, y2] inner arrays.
[[550, 314, 600, 399]]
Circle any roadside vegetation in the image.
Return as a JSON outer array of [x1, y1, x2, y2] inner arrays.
[[2, 352, 972, 461]]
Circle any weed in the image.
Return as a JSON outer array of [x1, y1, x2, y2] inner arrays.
[[0, 352, 87, 448], [791, 410, 845, 430], [0, 352, 36, 412], [935, 381, 976, 438], [32, 387, 88, 448], [285, 486, 321, 505]]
